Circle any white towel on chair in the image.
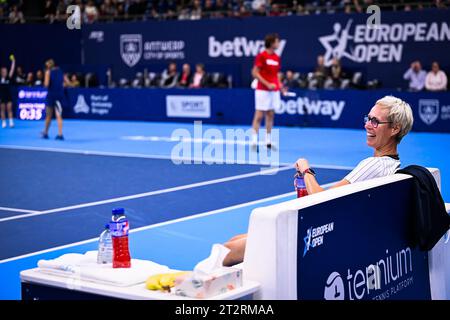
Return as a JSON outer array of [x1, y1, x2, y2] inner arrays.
[[37, 251, 171, 287]]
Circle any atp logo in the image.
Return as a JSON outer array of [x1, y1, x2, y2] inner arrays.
[[324, 272, 345, 300]]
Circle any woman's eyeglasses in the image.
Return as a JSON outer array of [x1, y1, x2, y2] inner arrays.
[[364, 115, 392, 128]]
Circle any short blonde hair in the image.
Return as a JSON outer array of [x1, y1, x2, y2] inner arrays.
[[45, 59, 55, 69], [376, 95, 414, 143]]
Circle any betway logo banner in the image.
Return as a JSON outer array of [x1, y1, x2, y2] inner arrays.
[[208, 36, 287, 58], [319, 20, 450, 66], [275, 97, 345, 121]]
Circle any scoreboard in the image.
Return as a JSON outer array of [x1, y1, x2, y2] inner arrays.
[[16, 88, 47, 120]]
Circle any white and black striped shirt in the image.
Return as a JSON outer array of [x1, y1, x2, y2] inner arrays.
[[344, 156, 401, 184]]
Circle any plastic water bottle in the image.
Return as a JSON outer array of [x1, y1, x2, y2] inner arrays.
[[97, 224, 113, 264], [294, 171, 308, 198], [110, 208, 131, 268]]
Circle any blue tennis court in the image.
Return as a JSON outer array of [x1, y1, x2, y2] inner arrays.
[[0, 119, 449, 299]]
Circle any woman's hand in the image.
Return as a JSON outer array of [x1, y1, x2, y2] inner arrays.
[[295, 158, 310, 174]]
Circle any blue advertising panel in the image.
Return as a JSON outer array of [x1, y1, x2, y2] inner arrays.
[[62, 87, 450, 133], [277, 89, 450, 132], [82, 10, 450, 89], [297, 178, 431, 300]]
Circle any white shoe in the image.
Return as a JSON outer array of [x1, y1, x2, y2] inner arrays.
[[9, 119, 14, 128], [250, 141, 259, 152], [1, 121, 6, 128]]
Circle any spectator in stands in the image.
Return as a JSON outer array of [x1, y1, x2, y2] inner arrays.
[[269, 2, 286, 17], [128, 0, 147, 19], [14, 66, 26, 85], [425, 61, 448, 92], [312, 55, 329, 89], [26, 72, 34, 86], [69, 74, 80, 87], [282, 70, 298, 89], [8, 5, 25, 24], [295, 3, 311, 15], [148, 8, 160, 20], [223, 95, 414, 266], [252, 0, 267, 12], [178, 63, 192, 88], [131, 72, 144, 88], [236, 4, 252, 17], [344, 4, 352, 14], [253, 2, 267, 16], [403, 60, 426, 91], [44, 0, 57, 23], [84, 0, 99, 23], [55, 0, 68, 22], [118, 3, 126, 20], [190, 63, 208, 88], [35, 70, 44, 86], [160, 62, 179, 88], [190, 0, 202, 19], [178, 7, 190, 20], [100, 0, 118, 21], [203, 0, 215, 18], [326, 57, 347, 89], [214, 0, 229, 17], [435, 0, 447, 9], [161, 0, 177, 20]]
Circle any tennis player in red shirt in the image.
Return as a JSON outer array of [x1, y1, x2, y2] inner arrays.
[[251, 33, 285, 149]]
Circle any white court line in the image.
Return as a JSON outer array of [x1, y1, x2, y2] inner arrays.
[[0, 207, 38, 214], [0, 192, 297, 264], [0, 144, 354, 170], [0, 165, 293, 223], [0, 144, 288, 166], [0, 181, 337, 265]]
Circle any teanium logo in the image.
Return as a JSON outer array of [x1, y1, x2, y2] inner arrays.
[[323, 248, 414, 300], [208, 36, 287, 58], [324, 272, 345, 300]]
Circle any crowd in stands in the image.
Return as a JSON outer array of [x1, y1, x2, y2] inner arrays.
[[403, 60, 448, 92], [106, 57, 448, 91], [0, 0, 448, 24], [1, 63, 82, 87], [0, 60, 231, 89], [279, 55, 448, 91], [4, 58, 447, 91], [280, 56, 369, 90], [114, 63, 232, 88]]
